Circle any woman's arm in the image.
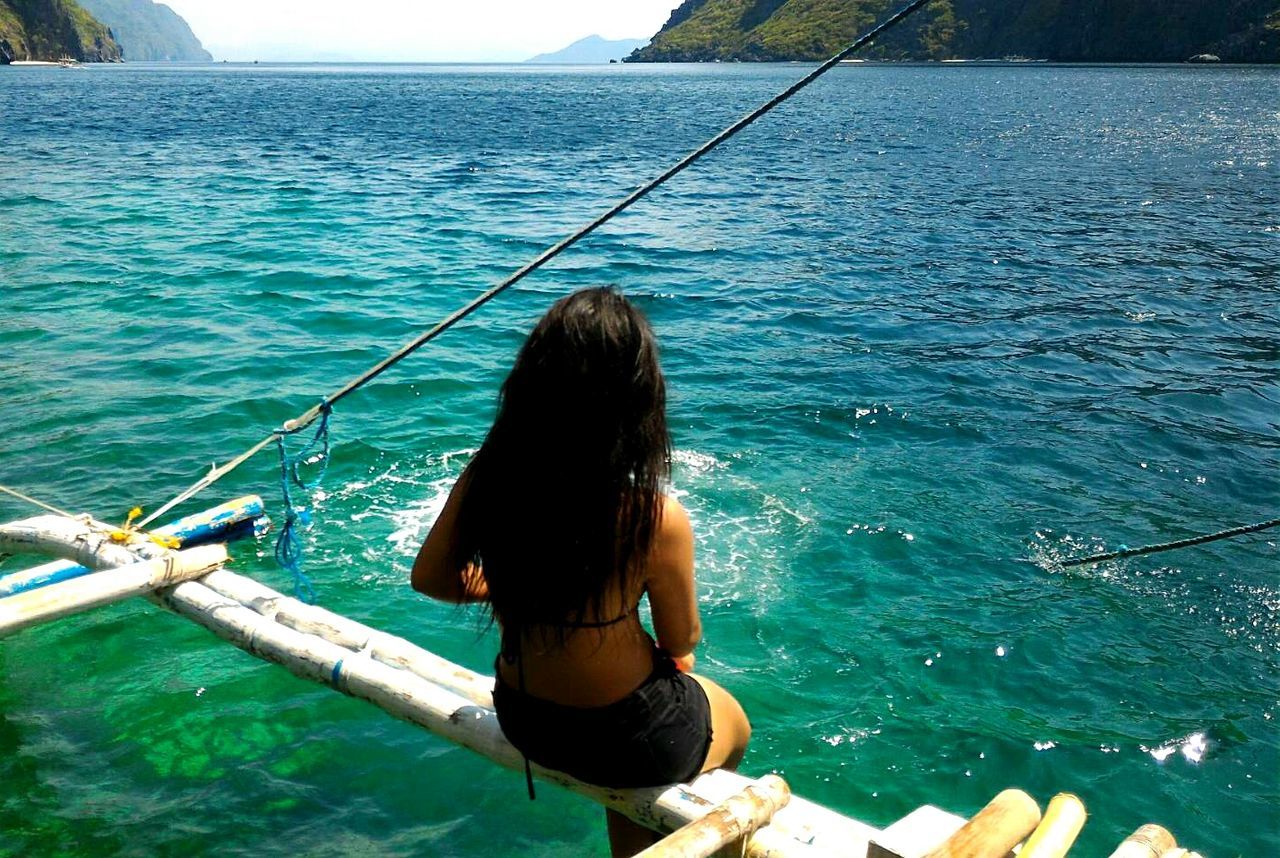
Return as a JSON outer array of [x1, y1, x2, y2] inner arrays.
[[645, 496, 701, 658], [411, 472, 489, 603]]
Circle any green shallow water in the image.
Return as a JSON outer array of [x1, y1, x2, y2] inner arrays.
[[1, 62, 1277, 856]]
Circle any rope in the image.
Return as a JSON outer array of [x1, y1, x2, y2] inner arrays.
[[1059, 517, 1280, 568], [137, 0, 934, 528], [0, 485, 177, 555], [0, 484, 76, 519], [138, 437, 277, 528], [272, 402, 332, 602]]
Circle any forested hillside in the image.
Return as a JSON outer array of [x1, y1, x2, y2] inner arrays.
[[627, 0, 1280, 63], [0, 0, 121, 62]]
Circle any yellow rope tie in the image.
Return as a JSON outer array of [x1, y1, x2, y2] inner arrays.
[[108, 506, 180, 550], [2, 484, 180, 559]]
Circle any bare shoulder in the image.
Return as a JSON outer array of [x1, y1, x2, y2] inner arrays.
[[657, 494, 693, 542], [645, 494, 694, 585]]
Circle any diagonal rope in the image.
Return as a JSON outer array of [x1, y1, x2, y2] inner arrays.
[[0, 484, 77, 519], [138, 0, 933, 528], [1059, 517, 1280, 568]]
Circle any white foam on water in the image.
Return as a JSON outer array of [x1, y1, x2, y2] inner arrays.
[[386, 476, 459, 557], [672, 448, 726, 477], [672, 452, 814, 616], [320, 446, 810, 619], [1141, 732, 1209, 765], [820, 726, 880, 748], [1030, 527, 1280, 653], [289, 449, 476, 587]]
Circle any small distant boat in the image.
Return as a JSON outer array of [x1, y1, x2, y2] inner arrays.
[[8, 56, 83, 68], [1187, 53, 1221, 64]]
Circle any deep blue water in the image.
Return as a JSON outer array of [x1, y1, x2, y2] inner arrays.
[[1, 62, 1277, 856]]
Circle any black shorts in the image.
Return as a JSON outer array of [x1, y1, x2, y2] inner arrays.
[[493, 654, 713, 789]]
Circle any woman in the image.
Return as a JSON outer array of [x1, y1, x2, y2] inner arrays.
[[412, 287, 750, 855]]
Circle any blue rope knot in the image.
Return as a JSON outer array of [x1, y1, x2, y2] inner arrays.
[[273, 401, 332, 603]]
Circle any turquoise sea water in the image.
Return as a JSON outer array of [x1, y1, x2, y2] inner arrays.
[[1, 62, 1277, 856]]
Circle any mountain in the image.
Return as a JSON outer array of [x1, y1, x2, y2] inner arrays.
[[77, 0, 210, 61], [0, 0, 122, 62], [626, 1, 1280, 64], [527, 34, 649, 63]]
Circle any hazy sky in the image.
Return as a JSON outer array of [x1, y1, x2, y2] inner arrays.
[[162, 1, 679, 62]]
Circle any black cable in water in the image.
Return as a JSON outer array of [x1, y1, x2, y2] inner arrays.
[[1059, 517, 1280, 568]]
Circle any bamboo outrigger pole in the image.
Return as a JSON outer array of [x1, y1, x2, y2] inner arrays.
[[0, 543, 226, 638], [637, 775, 791, 858]]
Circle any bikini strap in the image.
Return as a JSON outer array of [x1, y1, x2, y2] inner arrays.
[[510, 628, 536, 801], [559, 609, 632, 629]]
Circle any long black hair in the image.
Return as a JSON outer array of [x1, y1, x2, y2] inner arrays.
[[452, 287, 671, 635]]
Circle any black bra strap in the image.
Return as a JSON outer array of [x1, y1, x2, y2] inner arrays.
[[514, 632, 536, 801], [559, 609, 631, 629]]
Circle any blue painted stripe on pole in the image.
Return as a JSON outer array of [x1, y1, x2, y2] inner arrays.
[[0, 496, 266, 598], [0, 564, 89, 598]]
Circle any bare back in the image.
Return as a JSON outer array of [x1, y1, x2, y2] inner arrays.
[[494, 495, 700, 707], [414, 488, 700, 707]]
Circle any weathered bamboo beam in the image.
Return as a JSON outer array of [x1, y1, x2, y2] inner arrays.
[[0, 545, 227, 638], [0, 514, 154, 571], [922, 789, 1042, 858], [198, 568, 495, 707], [636, 775, 790, 858], [0, 496, 263, 597], [146, 578, 843, 856], [1019, 793, 1086, 858], [1109, 826, 1177, 858], [0, 506, 879, 856]]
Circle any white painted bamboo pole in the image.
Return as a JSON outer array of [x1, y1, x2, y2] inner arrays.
[[198, 568, 495, 707], [192, 567, 868, 853], [145, 579, 831, 856], [0, 514, 156, 570], [635, 775, 790, 858], [0, 510, 851, 856], [0, 545, 227, 638], [0, 495, 263, 598]]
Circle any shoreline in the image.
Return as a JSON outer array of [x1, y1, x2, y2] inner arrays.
[[5, 59, 1279, 70]]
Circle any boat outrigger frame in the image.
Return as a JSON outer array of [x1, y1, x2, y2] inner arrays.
[[0, 498, 895, 857], [1, 499, 1211, 857]]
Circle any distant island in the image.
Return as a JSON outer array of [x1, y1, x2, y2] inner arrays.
[[527, 34, 649, 64], [626, 0, 1280, 64], [1, 0, 121, 63], [78, 0, 211, 62]]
